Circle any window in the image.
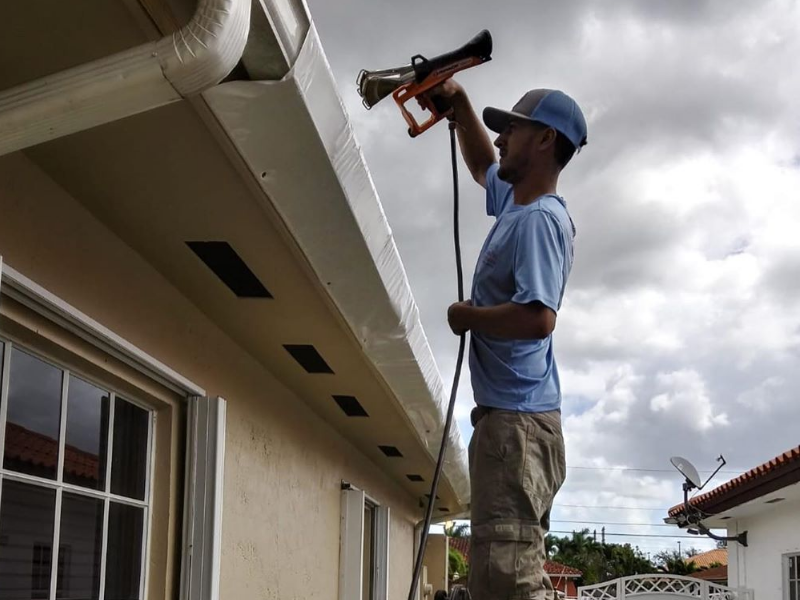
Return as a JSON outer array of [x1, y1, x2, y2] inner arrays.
[[0, 262, 224, 600], [340, 485, 390, 600], [0, 342, 153, 600], [787, 553, 800, 600]]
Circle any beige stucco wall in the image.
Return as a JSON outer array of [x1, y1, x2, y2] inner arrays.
[[422, 534, 449, 595], [0, 151, 423, 599]]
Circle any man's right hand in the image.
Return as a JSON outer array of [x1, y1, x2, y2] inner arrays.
[[422, 80, 496, 189], [423, 79, 466, 112]]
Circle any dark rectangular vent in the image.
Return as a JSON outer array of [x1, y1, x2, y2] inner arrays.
[[283, 345, 333, 374], [333, 395, 368, 417], [406, 474, 424, 482], [378, 445, 403, 458], [425, 494, 441, 500], [438, 507, 450, 513], [187, 241, 271, 298]]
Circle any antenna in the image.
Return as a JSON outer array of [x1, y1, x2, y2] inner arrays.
[[667, 454, 748, 547], [670, 456, 702, 490]]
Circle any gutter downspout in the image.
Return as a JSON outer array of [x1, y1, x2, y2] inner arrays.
[[0, 0, 250, 157]]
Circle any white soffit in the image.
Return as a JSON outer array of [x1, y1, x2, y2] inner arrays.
[[202, 26, 470, 505]]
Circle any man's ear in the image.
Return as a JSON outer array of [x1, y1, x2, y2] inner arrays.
[[539, 127, 558, 150]]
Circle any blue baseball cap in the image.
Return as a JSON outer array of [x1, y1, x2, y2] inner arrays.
[[483, 89, 588, 150]]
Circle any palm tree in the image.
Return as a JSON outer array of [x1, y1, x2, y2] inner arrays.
[[655, 550, 700, 575], [444, 521, 470, 538], [545, 534, 559, 558]]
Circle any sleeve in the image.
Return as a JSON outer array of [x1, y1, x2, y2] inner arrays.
[[484, 163, 513, 217], [511, 210, 565, 312]]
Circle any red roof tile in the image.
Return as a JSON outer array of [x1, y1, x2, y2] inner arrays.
[[691, 564, 727, 582], [669, 445, 800, 517], [448, 537, 582, 576], [4, 422, 100, 481], [450, 536, 470, 560], [545, 560, 582, 576], [684, 548, 727, 569]]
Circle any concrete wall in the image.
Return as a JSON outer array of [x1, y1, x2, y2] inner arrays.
[[727, 496, 800, 599], [0, 151, 422, 599]]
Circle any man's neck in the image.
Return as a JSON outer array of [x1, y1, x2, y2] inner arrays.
[[513, 172, 559, 205]]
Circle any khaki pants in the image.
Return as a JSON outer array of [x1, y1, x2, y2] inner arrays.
[[468, 407, 566, 600]]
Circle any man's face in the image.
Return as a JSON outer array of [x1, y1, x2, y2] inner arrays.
[[494, 120, 548, 183]]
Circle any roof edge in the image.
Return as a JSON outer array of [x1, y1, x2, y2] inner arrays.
[[668, 445, 800, 517], [201, 24, 470, 507]]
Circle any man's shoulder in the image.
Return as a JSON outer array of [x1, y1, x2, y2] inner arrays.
[[533, 194, 569, 215], [529, 196, 573, 233]]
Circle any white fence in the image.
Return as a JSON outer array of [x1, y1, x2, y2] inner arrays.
[[578, 575, 753, 600]]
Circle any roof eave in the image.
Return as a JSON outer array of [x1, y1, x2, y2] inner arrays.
[[200, 24, 471, 505]]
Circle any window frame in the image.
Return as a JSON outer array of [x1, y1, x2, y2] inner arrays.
[[0, 336, 156, 600], [339, 483, 391, 600], [0, 261, 224, 600], [785, 552, 800, 600]]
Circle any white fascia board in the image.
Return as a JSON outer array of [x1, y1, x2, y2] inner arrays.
[[202, 25, 470, 507], [0, 0, 250, 156]]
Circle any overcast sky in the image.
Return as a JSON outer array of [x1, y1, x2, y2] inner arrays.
[[306, 0, 800, 555]]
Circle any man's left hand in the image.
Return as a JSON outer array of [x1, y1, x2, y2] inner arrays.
[[447, 300, 473, 335]]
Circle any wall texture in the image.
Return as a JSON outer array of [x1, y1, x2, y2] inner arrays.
[[727, 495, 800, 598], [0, 151, 423, 599]]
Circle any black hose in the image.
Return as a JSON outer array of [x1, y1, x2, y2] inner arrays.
[[407, 120, 467, 600]]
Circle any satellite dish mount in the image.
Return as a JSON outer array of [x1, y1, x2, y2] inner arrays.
[[669, 455, 748, 547]]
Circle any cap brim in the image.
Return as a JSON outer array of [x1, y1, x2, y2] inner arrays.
[[482, 107, 534, 133]]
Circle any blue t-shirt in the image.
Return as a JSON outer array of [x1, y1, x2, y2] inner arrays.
[[469, 163, 575, 412]]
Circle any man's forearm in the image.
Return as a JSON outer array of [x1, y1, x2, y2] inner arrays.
[[456, 302, 555, 340], [451, 92, 497, 186]]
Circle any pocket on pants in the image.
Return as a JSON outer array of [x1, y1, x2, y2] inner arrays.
[[522, 421, 566, 513], [471, 540, 549, 600], [489, 540, 518, 596], [470, 521, 550, 600]]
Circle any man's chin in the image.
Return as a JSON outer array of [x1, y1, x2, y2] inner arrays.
[[497, 165, 514, 182]]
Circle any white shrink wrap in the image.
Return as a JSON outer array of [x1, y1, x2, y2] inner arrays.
[[203, 25, 470, 507]]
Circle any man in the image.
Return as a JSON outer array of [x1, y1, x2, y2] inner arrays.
[[432, 81, 587, 599]]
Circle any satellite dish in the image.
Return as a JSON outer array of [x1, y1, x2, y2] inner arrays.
[[670, 456, 703, 489]]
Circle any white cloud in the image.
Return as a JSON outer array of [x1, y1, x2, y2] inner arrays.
[[650, 370, 729, 431]]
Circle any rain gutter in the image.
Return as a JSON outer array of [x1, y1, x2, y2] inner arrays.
[[0, 0, 250, 156]]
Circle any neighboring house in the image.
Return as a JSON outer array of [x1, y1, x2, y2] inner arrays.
[[449, 537, 583, 598], [668, 445, 800, 600], [685, 547, 727, 570], [685, 548, 728, 586], [691, 564, 728, 586], [0, 2, 470, 600]]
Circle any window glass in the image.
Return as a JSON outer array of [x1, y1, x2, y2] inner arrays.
[[65, 377, 110, 490], [57, 492, 104, 599], [4, 349, 63, 479], [0, 480, 57, 600], [0, 341, 154, 600], [104, 502, 144, 600], [362, 503, 375, 600], [110, 397, 149, 500]]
